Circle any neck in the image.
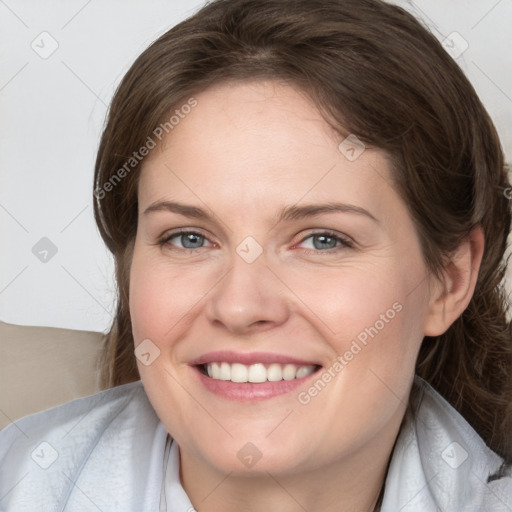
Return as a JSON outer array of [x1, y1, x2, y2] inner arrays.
[[179, 426, 397, 512]]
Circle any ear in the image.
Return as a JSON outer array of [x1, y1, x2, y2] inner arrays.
[[423, 226, 485, 337]]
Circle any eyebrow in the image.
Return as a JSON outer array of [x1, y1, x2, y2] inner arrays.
[[143, 200, 378, 224]]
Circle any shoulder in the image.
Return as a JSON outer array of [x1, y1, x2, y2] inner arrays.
[[0, 380, 152, 453], [0, 381, 166, 511], [381, 375, 512, 512]]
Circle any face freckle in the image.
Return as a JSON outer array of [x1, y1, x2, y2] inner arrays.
[[128, 80, 434, 480]]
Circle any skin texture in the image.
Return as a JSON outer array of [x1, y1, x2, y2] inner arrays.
[[129, 81, 484, 512]]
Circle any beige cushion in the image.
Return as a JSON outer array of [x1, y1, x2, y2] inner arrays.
[[0, 321, 103, 430]]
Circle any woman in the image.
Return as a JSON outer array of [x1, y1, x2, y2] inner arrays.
[[1, 0, 511, 510]]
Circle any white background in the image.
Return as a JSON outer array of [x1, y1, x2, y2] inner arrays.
[[1, 0, 511, 333]]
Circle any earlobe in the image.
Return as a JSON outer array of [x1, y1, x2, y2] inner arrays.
[[423, 226, 485, 336]]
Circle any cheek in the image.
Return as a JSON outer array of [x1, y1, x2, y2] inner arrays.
[[283, 255, 428, 352], [289, 265, 427, 442], [129, 249, 215, 345], [287, 256, 429, 409]]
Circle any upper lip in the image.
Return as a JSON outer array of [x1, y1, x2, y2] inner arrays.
[[189, 351, 321, 366]]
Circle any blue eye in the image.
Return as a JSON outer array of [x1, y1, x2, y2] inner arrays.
[[299, 232, 352, 251], [161, 231, 213, 250], [159, 230, 352, 253]]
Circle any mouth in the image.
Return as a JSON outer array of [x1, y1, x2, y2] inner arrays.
[[198, 362, 320, 383], [190, 352, 323, 400]]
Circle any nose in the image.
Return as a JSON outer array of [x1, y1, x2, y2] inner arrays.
[[204, 249, 290, 335]]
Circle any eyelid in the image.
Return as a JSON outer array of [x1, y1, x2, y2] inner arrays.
[[159, 228, 216, 248], [294, 229, 354, 249], [158, 228, 354, 252]]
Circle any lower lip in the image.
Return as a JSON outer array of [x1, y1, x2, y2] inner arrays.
[[193, 366, 320, 401]]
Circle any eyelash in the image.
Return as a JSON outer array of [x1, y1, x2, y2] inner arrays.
[[297, 230, 354, 252], [158, 229, 354, 253]]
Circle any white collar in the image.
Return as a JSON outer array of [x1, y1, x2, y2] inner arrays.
[[162, 437, 195, 512], [380, 376, 510, 511]]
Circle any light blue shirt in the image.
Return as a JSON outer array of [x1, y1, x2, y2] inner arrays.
[[0, 376, 510, 511]]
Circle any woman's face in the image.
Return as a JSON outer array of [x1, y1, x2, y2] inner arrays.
[[129, 81, 436, 478]]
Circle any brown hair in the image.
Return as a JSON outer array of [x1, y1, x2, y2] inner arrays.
[[93, 0, 512, 461]]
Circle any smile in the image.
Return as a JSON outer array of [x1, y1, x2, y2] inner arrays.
[[190, 351, 323, 400], [203, 362, 318, 383]]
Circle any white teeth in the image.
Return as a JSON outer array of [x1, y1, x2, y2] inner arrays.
[[282, 364, 297, 381], [204, 362, 316, 383], [296, 366, 313, 379], [210, 362, 232, 380], [220, 362, 231, 381], [267, 363, 283, 382], [248, 363, 267, 383], [231, 363, 248, 383]]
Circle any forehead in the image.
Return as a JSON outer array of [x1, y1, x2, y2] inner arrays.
[[138, 80, 398, 221]]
